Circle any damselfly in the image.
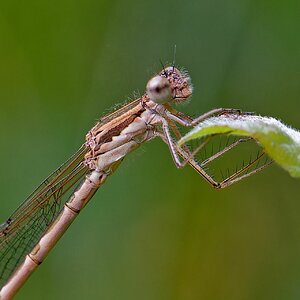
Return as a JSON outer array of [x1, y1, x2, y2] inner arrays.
[[0, 65, 271, 299]]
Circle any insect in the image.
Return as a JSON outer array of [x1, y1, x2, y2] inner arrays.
[[0, 65, 271, 299]]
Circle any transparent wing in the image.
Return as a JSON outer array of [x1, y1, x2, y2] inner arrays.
[[97, 98, 142, 125], [0, 98, 143, 288], [0, 144, 89, 287]]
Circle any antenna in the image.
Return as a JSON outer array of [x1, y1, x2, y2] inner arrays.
[[159, 59, 167, 76], [172, 45, 177, 71]]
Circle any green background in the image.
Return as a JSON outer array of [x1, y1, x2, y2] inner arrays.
[[0, 0, 299, 299]]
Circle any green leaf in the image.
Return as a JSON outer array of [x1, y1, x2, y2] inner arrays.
[[178, 115, 300, 177]]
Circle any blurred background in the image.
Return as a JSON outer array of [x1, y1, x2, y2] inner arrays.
[[0, 0, 299, 299]]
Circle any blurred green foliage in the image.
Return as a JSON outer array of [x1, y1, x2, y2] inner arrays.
[[0, 0, 299, 299]]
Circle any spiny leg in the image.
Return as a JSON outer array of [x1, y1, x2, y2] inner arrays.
[[158, 119, 272, 188], [200, 137, 252, 166], [165, 105, 252, 127], [156, 127, 219, 187], [218, 154, 273, 188]]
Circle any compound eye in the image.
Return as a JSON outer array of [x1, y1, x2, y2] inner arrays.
[[146, 76, 172, 104]]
